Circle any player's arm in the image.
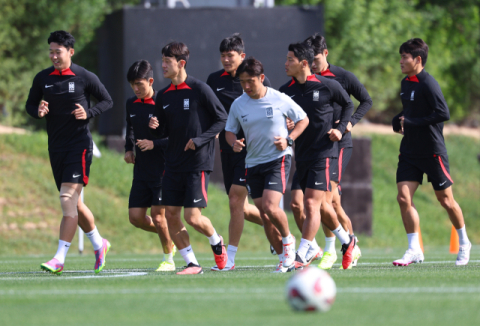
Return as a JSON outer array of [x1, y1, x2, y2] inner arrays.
[[392, 111, 404, 134], [224, 102, 244, 152], [25, 73, 47, 119], [152, 137, 168, 149], [345, 71, 372, 130], [149, 96, 167, 138], [83, 71, 113, 119], [124, 101, 135, 163], [328, 80, 354, 140], [281, 96, 309, 139], [403, 80, 450, 127], [191, 85, 228, 148]]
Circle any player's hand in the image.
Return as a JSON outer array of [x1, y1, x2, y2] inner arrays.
[[124, 151, 135, 164], [328, 129, 343, 142], [233, 138, 245, 152], [149, 116, 159, 129], [184, 139, 196, 151], [136, 139, 154, 151], [286, 118, 295, 130], [38, 100, 49, 118], [72, 104, 87, 120], [345, 121, 353, 134], [274, 136, 288, 151], [215, 133, 219, 139], [398, 116, 405, 135]]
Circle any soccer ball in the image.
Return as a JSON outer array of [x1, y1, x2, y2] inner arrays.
[[286, 267, 336, 312]]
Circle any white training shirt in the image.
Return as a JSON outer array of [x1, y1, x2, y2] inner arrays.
[[225, 87, 307, 167]]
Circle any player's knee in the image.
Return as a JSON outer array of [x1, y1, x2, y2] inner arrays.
[[184, 213, 200, 227], [59, 186, 79, 218], [262, 202, 277, 216], [290, 200, 302, 215], [437, 196, 454, 211], [128, 214, 143, 228], [228, 191, 244, 210], [397, 194, 411, 208], [304, 198, 318, 213]]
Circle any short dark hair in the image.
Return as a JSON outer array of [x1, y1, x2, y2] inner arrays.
[[219, 33, 245, 54], [48, 30, 75, 49], [399, 38, 428, 66], [303, 33, 327, 56], [162, 41, 189, 67], [127, 60, 154, 83], [237, 56, 264, 77], [288, 42, 314, 67]]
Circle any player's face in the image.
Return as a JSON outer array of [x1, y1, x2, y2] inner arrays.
[[221, 51, 245, 74], [400, 52, 420, 75], [49, 42, 74, 71], [312, 50, 328, 74], [285, 51, 303, 77], [130, 78, 154, 99], [162, 55, 184, 79], [239, 72, 265, 99]]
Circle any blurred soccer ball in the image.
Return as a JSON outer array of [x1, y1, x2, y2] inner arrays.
[[286, 267, 336, 312]]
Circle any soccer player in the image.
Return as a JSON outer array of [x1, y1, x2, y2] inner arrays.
[[149, 41, 228, 275], [392, 38, 471, 266], [206, 33, 275, 271], [225, 57, 309, 273], [125, 60, 176, 271], [279, 42, 356, 270], [297, 33, 372, 269], [25, 31, 113, 274]]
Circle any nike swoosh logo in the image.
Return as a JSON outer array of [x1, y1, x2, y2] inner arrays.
[[400, 93, 404, 95], [239, 178, 246, 181], [73, 174, 81, 178], [217, 88, 225, 91], [241, 114, 248, 118], [332, 173, 336, 174], [269, 182, 277, 185], [130, 114, 135, 117], [439, 181, 447, 186], [315, 182, 323, 185], [193, 199, 202, 203], [290, 95, 295, 98], [45, 85, 54, 88], [163, 104, 169, 109]]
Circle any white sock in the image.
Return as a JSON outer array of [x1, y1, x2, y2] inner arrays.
[[53, 240, 71, 264], [456, 226, 470, 246], [85, 227, 103, 251], [324, 236, 336, 253], [207, 229, 221, 246], [164, 252, 174, 264], [297, 238, 311, 260], [278, 252, 284, 263], [331, 225, 350, 244], [227, 245, 237, 265], [282, 234, 294, 245], [179, 245, 199, 266], [407, 233, 422, 252]]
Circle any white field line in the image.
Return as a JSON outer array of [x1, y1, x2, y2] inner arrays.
[[1, 287, 479, 296]]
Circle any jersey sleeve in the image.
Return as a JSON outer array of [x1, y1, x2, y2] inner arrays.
[[153, 138, 168, 149], [328, 80, 354, 134], [192, 85, 228, 148], [83, 71, 113, 119], [150, 93, 167, 139], [403, 79, 450, 127], [282, 93, 307, 123], [225, 100, 241, 134], [25, 73, 44, 119], [345, 71, 372, 126], [392, 111, 403, 132], [124, 101, 135, 152]]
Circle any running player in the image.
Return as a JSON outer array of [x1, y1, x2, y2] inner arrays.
[[392, 38, 471, 266], [206, 33, 276, 271], [125, 60, 176, 271], [149, 41, 228, 274], [225, 57, 309, 273], [298, 33, 373, 269], [279, 42, 356, 270], [25, 31, 113, 274]]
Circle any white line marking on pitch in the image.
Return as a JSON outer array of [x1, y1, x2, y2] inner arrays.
[[0, 271, 147, 280]]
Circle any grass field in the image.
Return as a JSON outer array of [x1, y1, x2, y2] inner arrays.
[[1, 247, 479, 326]]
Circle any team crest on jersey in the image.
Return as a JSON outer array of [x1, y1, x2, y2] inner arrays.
[[184, 99, 189, 110], [313, 90, 319, 101], [69, 82, 75, 93], [266, 107, 273, 118], [410, 91, 415, 101], [148, 114, 153, 118]]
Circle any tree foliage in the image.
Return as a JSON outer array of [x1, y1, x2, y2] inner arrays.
[[276, 0, 480, 123], [0, 0, 137, 126]]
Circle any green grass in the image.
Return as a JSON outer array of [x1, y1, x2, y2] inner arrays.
[[0, 131, 479, 256], [1, 248, 479, 326]]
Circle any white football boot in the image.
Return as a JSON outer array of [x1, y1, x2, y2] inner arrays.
[[392, 249, 424, 266], [455, 242, 472, 266]]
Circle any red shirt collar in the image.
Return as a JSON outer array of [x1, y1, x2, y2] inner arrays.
[[320, 69, 335, 77], [307, 74, 321, 82], [406, 75, 419, 83], [220, 70, 230, 77], [49, 67, 75, 76], [133, 97, 155, 105], [164, 81, 192, 93]]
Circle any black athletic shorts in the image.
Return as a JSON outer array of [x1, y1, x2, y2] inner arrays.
[[246, 155, 291, 199], [128, 179, 163, 208], [291, 170, 301, 191], [396, 153, 454, 191], [221, 151, 247, 194], [330, 147, 353, 195], [49, 148, 92, 191], [162, 170, 209, 208], [296, 158, 332, 192]]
